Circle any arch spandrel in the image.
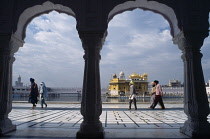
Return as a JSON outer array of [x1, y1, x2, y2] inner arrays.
[[108, 0, 180, 38], [14, 1, 76, 41]]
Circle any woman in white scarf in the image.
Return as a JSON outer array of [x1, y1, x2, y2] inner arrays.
[[39, 82, 48, 108]]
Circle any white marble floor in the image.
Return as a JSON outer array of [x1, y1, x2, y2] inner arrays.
[[2, 103, 210, 138]]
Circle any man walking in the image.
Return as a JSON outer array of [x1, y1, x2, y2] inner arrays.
[[39, 82, 48, 108], [148, 82, 161, 108], [128, 80, 137, 110], [151, 80, 165, 109], [29, 78, 39, 110]]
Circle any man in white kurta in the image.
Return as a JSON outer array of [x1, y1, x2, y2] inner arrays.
[[128, 81, 137, 110]]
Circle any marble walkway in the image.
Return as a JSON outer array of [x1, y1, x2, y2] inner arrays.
[[1, 103, 210, 139]]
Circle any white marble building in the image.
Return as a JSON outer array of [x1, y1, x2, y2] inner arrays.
[[206, 80, 210, 97]]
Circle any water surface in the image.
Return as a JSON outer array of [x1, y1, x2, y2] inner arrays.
[[13, 96, 187, 102]]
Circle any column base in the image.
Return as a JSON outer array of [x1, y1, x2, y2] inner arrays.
[[0, 118, 16, 135], [76, 120, 104, 139], [180, 119, 210, 138], [76, 131, 104, 139]]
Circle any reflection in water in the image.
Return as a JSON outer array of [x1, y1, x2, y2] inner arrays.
[[103, 97, 185, 103], [12, 96, 190, 102], [12, 96, 82, 102]]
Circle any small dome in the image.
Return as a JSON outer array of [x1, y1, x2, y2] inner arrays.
[[113, 74, 117, 78], [143, 73, 148, 77], [119, 71, 125, 76]]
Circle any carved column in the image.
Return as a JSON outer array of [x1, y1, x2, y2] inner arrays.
[[76, 31, 106, 138], [173, 31, 210, 138], [0, 34, 23, 134]]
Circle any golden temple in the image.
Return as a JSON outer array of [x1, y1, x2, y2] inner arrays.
[[108, 71, 149, 97]]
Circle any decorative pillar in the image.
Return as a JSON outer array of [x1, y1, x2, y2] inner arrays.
[[0, 34, 23, 134], [76, 31, 106, 138], [173, 31, 210, 138]]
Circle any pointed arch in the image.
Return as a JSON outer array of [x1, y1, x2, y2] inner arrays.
[[108, 0, 180, 37], [14, 1, 76, 41]]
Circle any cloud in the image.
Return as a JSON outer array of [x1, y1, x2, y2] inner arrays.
[[101, 10, 210, 87], [101, 9, 183, 87], [13, 11, 83, 87], [13, 10, 210, 88], [202, 28, 210, 81]]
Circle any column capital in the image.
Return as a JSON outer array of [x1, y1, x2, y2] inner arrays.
[[78, 31, 107, 50], [79, 31, 107, 61], [0, 34, 24, 63], [173, 31, 209, 51], [0, 34, 24, 54], [0, 34, 11, 53], [173, 31, 208, 61]]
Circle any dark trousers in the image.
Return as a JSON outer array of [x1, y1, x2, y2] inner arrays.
[[152, 95, 165, 109], [129, 98, 137, 109], [30, 93, 38, 106]]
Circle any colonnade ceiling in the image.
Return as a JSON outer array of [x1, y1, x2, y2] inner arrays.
[[12, 0, 179, 40], [1, 0, 209, 43]]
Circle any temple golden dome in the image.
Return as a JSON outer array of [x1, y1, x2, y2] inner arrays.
[[129, 72, 141, 79]]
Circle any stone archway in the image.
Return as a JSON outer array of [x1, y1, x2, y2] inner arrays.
[[1, 0, 209, 138], [11, 1, 77, 60], [0, 1, 77, 135], [108, 0, 180, 38], [106, 0, 210, 138]]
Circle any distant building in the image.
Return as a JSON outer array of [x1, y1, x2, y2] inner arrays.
[[47, 87, 82, 97], [205, 82, 209, 87], [108, 71, 148, 97], [15, 75, 23, 87], [206, 80, 210, 96], [151, 79, 210, 97], [168, 79, 181, 87], [13, 76, 30, 96]]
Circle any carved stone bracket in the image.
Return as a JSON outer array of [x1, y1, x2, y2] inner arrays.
[[0, 34, 24, 61], [173, 31, 208, 61], [9, 35, 24, 62], [10, 35, 24, 54]]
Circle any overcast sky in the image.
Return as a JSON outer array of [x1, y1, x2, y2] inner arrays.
[[13, 10, 210, 88]]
